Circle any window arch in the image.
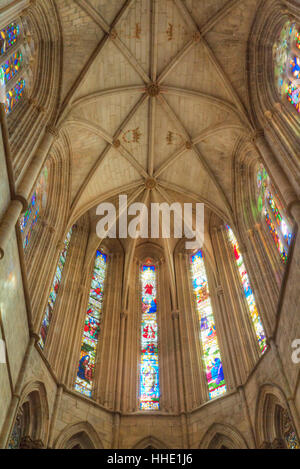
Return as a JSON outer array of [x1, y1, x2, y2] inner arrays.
[[273, 21, 300, 113], [0, 18, 34, 113], [75, 250, 107, 397], [38, 228, 73, 349], [226, 226, 267, 354], [256, 163, 293, 264], [19, 164, 49, 251], [190, 250, 226, 400], [139, 260, 160, 410]]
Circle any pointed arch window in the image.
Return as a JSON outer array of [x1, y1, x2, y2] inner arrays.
[[190, 251, 226, 400], [273, 21, 300, 113], [38, 228, 73, 349], [226, 226, 267, 354], [75, 250, 107, 397], [139, 261, 160, 410], [257, 163, 293, 264], [0, 19, 34, 113], [19, 164, 49, 251]]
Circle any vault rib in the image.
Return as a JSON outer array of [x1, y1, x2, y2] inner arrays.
[[57, 0, 137, 124], [150, 0, 159, 82], [73, 0, 110, 32]]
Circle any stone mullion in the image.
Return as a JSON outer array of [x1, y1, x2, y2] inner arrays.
[[128, 260, 139, 413], [254, 222, 283, 292], [214, 227, 243, 386], [45, 227, 86, 379], [218, 227, 257, 380], [247, 227, 279, 331], [94, 254, 114, 405], [238, 235, 272, 347], [244, 229, 273, 337], [159, 260, 172, 412], [14, 110, 46, 179], [67, 248, 95, 391], [32, 236, 65, 333], [205, 257, 236, 393], [260, 219, 285, 282], [64, 257, 93, 390], [176, 253, 195, 410], [26, 223, 57, 314], [222, 227, 261, 365], [93, 254, 114, 405], [156, 260, 166, 412], [182, 252, 206, 407], [121, 260, 137, 413], [211, 229, 240, 390], [105, 254, 123, 410]]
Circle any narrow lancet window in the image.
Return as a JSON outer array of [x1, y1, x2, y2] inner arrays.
[[75, 250, 107, 397], [140, 261, 160, 410], [226, 226, 267, 354], [19, 165, 48, 251], [257, 164, 293, 264], [38, 228, 73, 349], [190, 251, 226, 399]]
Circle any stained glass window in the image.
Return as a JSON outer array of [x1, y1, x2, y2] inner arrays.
[[8, 411, 23, 449], [0, 22, 20, 56], [75, 250, 107, 397], [38, 228, 73, 350], [5, 77, 26, 113], [190, 251, 226, 400], [257, 164, 293, 264], [0, 50, 23, 86], [139, 262, 160, 410], [226, 226, 267, 354], [282, 409, 300, 450], [19, 165, 48, 251], [273, 21, 300, 113]]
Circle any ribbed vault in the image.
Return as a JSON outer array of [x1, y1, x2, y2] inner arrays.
[[51, 0, 262, 308]]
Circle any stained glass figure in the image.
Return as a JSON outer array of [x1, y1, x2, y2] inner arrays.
[[38, 228, 73, 350], [0, 22, 20, 56], [0, 50, 23, 86], [226, 226, 267, 354], [75, 251, 107, 397], [190, 251, 226, 400], [257, 164, 293, 263], [19, 165, 48, 250], [8, 413, 23, 449], [273, 21, 300, 113], [5, 78, 25, 113], [140, 262, 160, 410]]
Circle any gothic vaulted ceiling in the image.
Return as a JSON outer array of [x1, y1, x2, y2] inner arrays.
[[55, 0, 259, 226]]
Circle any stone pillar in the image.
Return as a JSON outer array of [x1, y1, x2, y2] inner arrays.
[[115, 311, 128, 413], [252, 131, 300, 225], [171, 310, 189, 448], [0, 336, 36, 448], [47, 385, 64, 448]]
